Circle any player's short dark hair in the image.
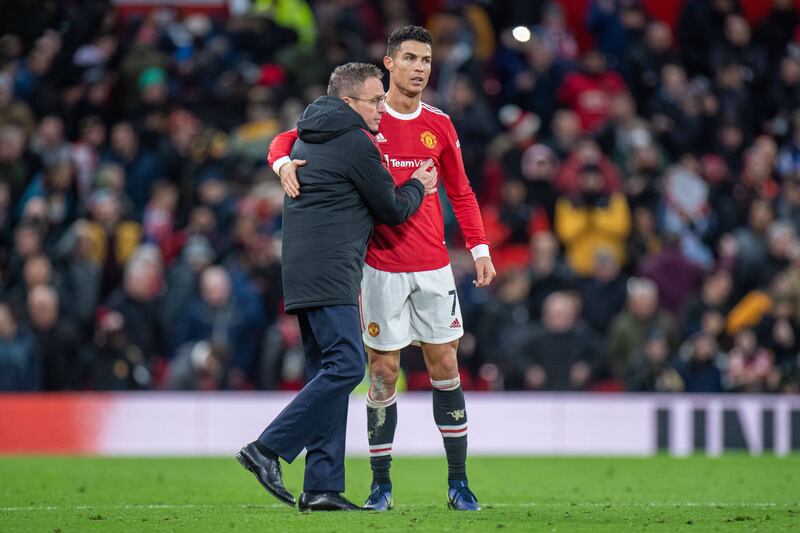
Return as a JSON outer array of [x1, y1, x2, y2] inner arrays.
[[327, 62, 383, 97], [387, 25, 433, 57]]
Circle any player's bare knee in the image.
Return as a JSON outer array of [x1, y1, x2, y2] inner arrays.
[[369, 365, 399, 399], [424, 340, 460, 381], [429, 361, 459, 382]]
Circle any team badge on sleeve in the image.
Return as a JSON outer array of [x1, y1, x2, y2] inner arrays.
[[420, 131, 437, 149], [368, 322, 381, 337]]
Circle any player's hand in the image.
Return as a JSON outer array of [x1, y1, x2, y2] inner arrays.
[[473, 256, 496, 288], [411, 159, 438, 194], [279, 159, 306, 198]]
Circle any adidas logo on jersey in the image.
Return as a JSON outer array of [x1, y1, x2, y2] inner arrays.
[[450, 318, 461, 329], [375, 132, 388, 143]]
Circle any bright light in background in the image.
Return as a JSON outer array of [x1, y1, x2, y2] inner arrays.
[[512, 26, 531, 43]]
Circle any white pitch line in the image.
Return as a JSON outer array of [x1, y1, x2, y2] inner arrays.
[[0, 504, 286, 512], [474, 502, 786, 508], [0, 502, 793, 512]]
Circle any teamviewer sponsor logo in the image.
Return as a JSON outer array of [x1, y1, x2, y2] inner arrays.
[[383, 155, 433, 169]]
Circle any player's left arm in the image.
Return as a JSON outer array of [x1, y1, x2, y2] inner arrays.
[[439, 119, 496, 288]]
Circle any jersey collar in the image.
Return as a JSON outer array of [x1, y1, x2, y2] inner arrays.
[[384, 101, 422, 120]]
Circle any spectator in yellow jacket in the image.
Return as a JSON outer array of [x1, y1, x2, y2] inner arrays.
[[555, 162, 631, 276], [83, 190, 141, 296]]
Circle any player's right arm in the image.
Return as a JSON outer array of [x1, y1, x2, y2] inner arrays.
[[268, 128, 304, 198]]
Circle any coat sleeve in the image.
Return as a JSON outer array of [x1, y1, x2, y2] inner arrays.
[[267, 128, 298, 175], [348, 130, 425, 226]]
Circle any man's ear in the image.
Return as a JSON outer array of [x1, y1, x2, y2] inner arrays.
[[383, 55, 393, 72]]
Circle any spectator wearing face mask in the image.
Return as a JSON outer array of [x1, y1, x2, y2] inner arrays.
[[555, 161, 631, 277]]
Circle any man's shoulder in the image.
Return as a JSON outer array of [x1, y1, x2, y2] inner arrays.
[[300, 128, 380, 161], [340, 128, 381, 154]]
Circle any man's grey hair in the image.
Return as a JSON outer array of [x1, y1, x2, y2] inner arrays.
[[627, 276, 657, 297], [327, 62, 383, 98]]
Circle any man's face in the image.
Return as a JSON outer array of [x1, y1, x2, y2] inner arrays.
[[583, 51, 606, 75], [693, 335, 717, 361], [28, 292, 58, 329], [630, 291, 657, 319], [111, 123, 137, 157], [344, 76, 386, 133], [23, 257, 51, 287], [646, 22, 672, 52], [201, 270, 231, 309], [384, 40, 432, 97], [543, 294, 576, 333]]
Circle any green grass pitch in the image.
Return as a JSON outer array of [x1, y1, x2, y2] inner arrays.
[[1, 455, 798, 531]]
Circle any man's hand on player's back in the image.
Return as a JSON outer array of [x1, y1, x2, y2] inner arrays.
[[279, 159, 305, 198]]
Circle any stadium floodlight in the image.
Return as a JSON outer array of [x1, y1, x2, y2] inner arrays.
[[512, 26, 531, 43]]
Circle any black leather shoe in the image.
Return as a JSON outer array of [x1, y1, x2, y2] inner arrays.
[[298, 492, 363, 511], [236, 442, 296, 507]]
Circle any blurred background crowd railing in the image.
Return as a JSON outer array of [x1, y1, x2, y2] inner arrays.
[[1, 0, 800, 394]]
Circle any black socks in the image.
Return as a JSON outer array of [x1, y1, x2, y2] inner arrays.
[[431, 377, 468, 481], [367, 391, 397, 487]]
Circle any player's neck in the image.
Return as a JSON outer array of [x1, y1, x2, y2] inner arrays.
[[386, 87, 421, 114]]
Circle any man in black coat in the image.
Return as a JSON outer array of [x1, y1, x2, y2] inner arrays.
[[237, 63, 437, 511]]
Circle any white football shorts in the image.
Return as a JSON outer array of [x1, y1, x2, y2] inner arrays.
[[360, 263, 464, 351]]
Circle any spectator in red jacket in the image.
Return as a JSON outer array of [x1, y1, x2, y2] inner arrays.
[[557, 49, 628, 132], [481, 179, 550, 273], [555, 138, 623, 197]]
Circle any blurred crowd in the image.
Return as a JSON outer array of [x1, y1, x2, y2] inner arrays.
[[1, 0, 799, 394]]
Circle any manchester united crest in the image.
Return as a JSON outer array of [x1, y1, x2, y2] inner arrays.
[[420, 130, 437, 149], [367, 322, 380, 337]]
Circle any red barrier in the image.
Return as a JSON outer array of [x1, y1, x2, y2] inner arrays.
[[0, 394, 109, 454]]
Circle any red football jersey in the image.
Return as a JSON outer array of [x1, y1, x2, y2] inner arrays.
[[269, 102, 489, 273]]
